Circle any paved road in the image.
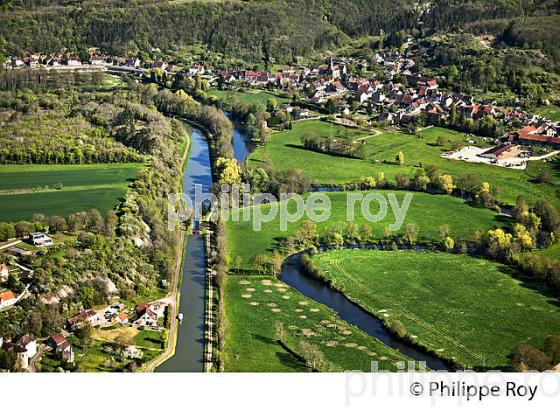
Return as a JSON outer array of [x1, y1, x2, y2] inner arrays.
[[28, 343, 50, 373]]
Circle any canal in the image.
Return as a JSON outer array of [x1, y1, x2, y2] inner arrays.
[[158, 117, 450, 371], [156, 125, 212, 372], [156, 120, 252, 372]]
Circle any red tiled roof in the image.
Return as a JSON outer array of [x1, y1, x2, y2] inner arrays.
[[0, 291, 15, 301]]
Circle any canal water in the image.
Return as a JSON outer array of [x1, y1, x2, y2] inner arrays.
[[157, 119, 450, 371], [156, 125, 211, 372]]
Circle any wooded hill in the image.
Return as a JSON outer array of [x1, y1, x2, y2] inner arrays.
[[0, 0, 558, 64]]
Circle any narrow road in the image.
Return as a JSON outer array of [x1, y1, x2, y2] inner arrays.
[[0, 240, 21, 250], [28, 343, 50, 373], [144, 129, 191, 372]]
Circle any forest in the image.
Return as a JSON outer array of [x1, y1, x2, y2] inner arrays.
[[0, 0, 558, 65]]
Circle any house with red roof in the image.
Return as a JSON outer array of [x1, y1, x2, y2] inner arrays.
[[48, 334, 74, 363], [0, 291, 16, 309], [1, 333, 37, 369], [503, 125, 560, 146], [134, 302, 164, 327]]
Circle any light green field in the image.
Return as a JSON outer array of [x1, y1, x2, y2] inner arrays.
[[524, 242, 560, 263], [0, 164, 141, 221], [312, 250, 560, 369], [223, 275, 408, 372], [248, 120, 560, 206], [534, 105, 560, 122], [208, 89, 290, 107], [226, 190, 508, 270]]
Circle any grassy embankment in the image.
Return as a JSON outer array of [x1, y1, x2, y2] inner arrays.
[[223, 274, 409, 372], [226, 190, 508, 270]]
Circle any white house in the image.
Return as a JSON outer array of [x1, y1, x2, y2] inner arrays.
[[1, 334, 36, 369], [66, 57, 82, 66], [0, 263, 8, 282], [90, 56, 105, 65], [134, 302, 165, 327], [30, 232, 53, 247], [66, 309, 101, 331], [48, 334, 74, 363], [0, 291, 16, 309]]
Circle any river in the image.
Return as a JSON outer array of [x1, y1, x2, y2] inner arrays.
[[280, 254, 451, 370]]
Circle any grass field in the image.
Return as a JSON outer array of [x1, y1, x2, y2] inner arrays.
[[248, 120, 560, 206], [0, 164, 141, 221], [535, 105, 560, 122], [523, 242, 560, 264], [311, 250, 560, 369], [223, 275, 409, 371], [208, 89, 290, 107], [75, 327, 163, 372], [226, 190, 508, 271]]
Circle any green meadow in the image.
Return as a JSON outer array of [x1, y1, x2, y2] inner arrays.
[[208, 89, 290, 107], [226, 190, 508, 270], [534, 105, 560, 122], [312, 249, 560, 369], [0, 164, 141, 221], [223, 275, 408, 372], [248, 120, 560, 206]]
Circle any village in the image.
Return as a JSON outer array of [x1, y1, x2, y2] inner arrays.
[[5, 44, 560, 170], [3, 40, 560, 374], [1, 231, 168, 372]]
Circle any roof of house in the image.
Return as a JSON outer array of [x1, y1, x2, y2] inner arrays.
[[482, 144, 516, 156], [49, 334, 68, 348], [118, 312, 128, 321], [18, 333, 35, 346], [67, 309, 96, 325], [0, 291, 16, 301], [0, 263, 8, 271]]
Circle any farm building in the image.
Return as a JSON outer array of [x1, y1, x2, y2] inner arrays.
[[479, 144, 522, 160]]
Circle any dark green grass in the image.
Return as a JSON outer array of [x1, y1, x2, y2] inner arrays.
[[312, 249, 560, 369], [248, 121, 560, 206], [0, 187, 129, 221], [0, 164, 141, 221], [523, 242, 560, 263], [0, 164, 141, 190], [226, 190, 508, 270], [223, 274, 409, 372], [133, 330, 164, 349]]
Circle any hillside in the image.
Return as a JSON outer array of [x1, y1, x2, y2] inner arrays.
[[0, 0, 558, 64]]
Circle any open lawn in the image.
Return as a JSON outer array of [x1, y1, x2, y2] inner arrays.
[[248, 121, 560, 206], [223, 275, 408, 371], [226, 190, 508, 271], [311, 250, 560, 369], [535, 105, 560, 122], [523, 242, 560, 264], [208, 89, 290, 107], [0, 164, 141, 221]]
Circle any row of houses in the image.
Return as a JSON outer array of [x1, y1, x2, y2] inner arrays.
[[502, 124, 560, 146]]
